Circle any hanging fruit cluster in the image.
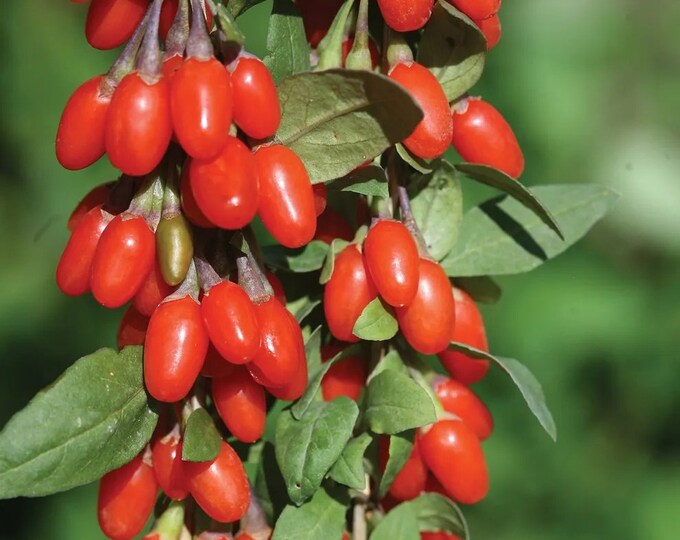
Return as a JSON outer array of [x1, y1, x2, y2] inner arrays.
[[0, 0, 617, 539]]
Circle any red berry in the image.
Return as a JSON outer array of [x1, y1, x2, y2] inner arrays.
[[419, 419, 489, 504], [67, 182, 112, 232], [378, 435, 427, 501], [474, 14, 501, 50], [105, 72, 172, 176], [144, 295, 209, 402], [395, 259, 455, 354], [188, 137, 259, 230], [254, 145, 317, 248], [320, 344, 366, 402], [151, 430, 189, 500], [295, 0, 344, 47], [184, 441, 250, 523], [434, 378, 494, 440], [388, 62, 452, 159], [421, 532, 463, 540], [98, 453, 158, 540], [56, 76, 110, 170], [213, 368, 266, 443], [266, 271, 287, 305], [363, 220, 420, 307], [314, 207, 354, 244], [265, 308, 308, 401], [117, 305, 149, 350], [86, 0, 147, 50], [437, 288, 489, 385], [231, 57, 281, 139], [248, 298, 305, 388], [324, 244, 378, 343], [133, 259, 176, 317], [56, 204, 112, 297], [200, 345, 237, 378], [171, 57, 232, 160], [451, 96, 524, 178], [377, 0, 434, 32], [90, 214, 155, 308], [162, 53, 184, 83], [180, 160, 215, 228], [312, 183, 327, 216], [446, 0, 500, 21]]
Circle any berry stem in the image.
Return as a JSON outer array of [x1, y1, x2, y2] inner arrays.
[[231, 231, 274, 304], [194, 256, 222, 292], [165, 0, 190, 57], [345, 0, 371, 70], [186, 0, 214, 60], [383, 26, 413, 72], [136, 0, 164, 81], [317, 0, 356, 70]]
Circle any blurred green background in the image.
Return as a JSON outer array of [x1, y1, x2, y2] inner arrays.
[[1, 0, 679, 538]]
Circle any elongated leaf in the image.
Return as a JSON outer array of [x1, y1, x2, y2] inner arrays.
[[365, 370, 437, 434], [448, 343, 557, 441], [329, 432, 372, 489], [263, 0, 311, 84], [272, 484, 349, 540], [229, 0, 267, 17], [276, 70, 423, 183], [378, 430, 414, 497], [455, 163, 563, 239], [406, 493, 469, 538], [396, 143, 433, 174], [316, 0, 356, 70], [353, 298, 398, 341], [0, 347, 158, 499], [454, 276, 502, 304], [290, 296, 322, 323], [262, 241, 329, 273], [275, 399, 359, 504], [326, 165, 389, 198], [409, 159, 464, 260], [182, 408, 222, 462], [304, 325, 323, 376], [440, 184, 619, 276], [370, 501, 420, 540], [319, 238, 350, 284], [418, 2, 486, 102]]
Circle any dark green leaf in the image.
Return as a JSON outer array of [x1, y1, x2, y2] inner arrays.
[[329, 432, 372, 489], [276, 70, 423, 183], [396, 143, 433, 174], [455, 163, 564, 239], [326, 165, 389, 198], [214, 4, 246, 45], [182, 408, 222, 462], [289, 296, 322, 323], [448, 343, 557, 441], [409, 159, 464, 260], [440, 184, 619, 276], [272, 484, 349, 540], [262, 241, 329, 273], [365, 369, 437, 434], [275, 399, 359, 504], [405, 493, 469, 538], [319, 238, 350, 284], [368, 350, 408, 383], [263, 0, 311, 85], [454, 276, 502, 304], [353, 298, 398, 341], [418, 2, 486, 102], [0, 347, 158, 499], [229, 0, 267, 17], [370, 501, 420, 540], [304, 325, 323, 377], [378, 430, 415, 497], [255, 442, 289, 523]]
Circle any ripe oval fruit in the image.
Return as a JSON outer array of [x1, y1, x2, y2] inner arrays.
[[266, 271, 287, 305], [231, 57, 281, 139], [105, 73, 172, 176], [200, 345, 237, 379], [56, 76, 110, 170], [363, 220, 420, 307], [184, 441, 250, 523], [86, 0, 147, 50], [419, 419, 489, 504], [171, 57, 232, 160], [451, 96, 524, 178], [377, 0, 434, 32], [90, 214, 155, 308], [421, 533, 463, 540], [388, 62, 452, 159], [189, 137, 259, 230], [144, 295, 209, 402], [67, 182, 112, 232], [254, 145, 316, 248], [180, 160, 214, 228], [117, 305, 149, 350], [213, 368, 266, 443], [446, 0, 500, 21], [434, 378, 494, 440], [265, 308, 308, 401], [378, 435, 428, 501], [320, 344, 366, 402], [56, 205, 112, 297], [395, 258, 455, 354], [475, 14, 501, 50], [312, 183, 327, 216], [133, 260, 176, 317], [324, 244, 378, 343], [314, 207, 354, 244], [437, 287, 490, 385], [151, 431, 188, 500], [97, 453, 158, 540]]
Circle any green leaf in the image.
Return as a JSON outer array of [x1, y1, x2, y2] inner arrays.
[[319, 238, 350, 284], [455, 163, 564, 239], [370, 501, 420, 540], [289, 295, 322, 323], [262, 241, 329, 273], [454, 276, 502, 304], [263, 0, 311, 85], [378, 430, 414, 497], [329, 432, 372, 490], [276, 70, 423, 183], [409, 159, 464, 261], [367, 350, 409, 383], [304, 325, 323, 377], [255, 442, 289, 523], [352, 298, 398, 341], [275, 399, 359, 504], [401, 493, 469, 538], [182, 408, 222, 462], [0, 347, 158, 499], [440, 184, 619, 276], [365, 369, 437, 434], [326, 165, 389, 198], [418, 2, 486, 102], [396, 143, 433, 174], [229, 0, 267, 17], [272, 484, 349, 540], [316, 0, 356, 70], [448, 343, 557, 441]]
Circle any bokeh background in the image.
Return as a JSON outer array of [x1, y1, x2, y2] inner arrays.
[[1, 0, 679, 538]]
